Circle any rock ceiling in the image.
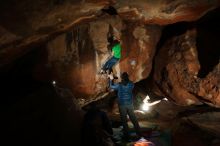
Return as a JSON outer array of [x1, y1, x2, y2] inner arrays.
[[0, 0, 220, 107]]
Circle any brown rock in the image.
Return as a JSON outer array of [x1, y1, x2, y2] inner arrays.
[[45, 18, 161, 102], [154, 28, 220, 107], [0, 0, 219, 105]]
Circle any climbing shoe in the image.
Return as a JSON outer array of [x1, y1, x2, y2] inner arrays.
[[99, 69, 106, 74]]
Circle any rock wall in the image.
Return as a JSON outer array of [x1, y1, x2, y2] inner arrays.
[[0, 0, 219, 106], [46, 17, 161, 103], [154, 29, 220, 107]]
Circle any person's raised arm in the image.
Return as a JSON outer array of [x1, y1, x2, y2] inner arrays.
[[108, 74, 119, 90]]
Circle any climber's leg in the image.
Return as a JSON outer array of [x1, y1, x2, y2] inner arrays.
[[101, 56, 119, 74]]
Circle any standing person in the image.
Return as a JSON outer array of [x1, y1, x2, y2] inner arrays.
[[108, 72, 141, 139], [100, 38, 121, 74]]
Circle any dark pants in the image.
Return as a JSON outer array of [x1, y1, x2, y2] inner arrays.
[[118, 104, 141, 137], [102, 56, 119, 72]]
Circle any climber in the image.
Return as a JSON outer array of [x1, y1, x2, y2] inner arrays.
[[108, 72, 142, 140], [100, 37, 121, 74]]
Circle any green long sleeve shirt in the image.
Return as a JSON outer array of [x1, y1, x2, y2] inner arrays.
[[112, 43, 121, 59]]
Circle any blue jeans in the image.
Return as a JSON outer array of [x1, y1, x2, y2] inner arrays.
[[118, 104, 141, 137], [102, 56, 119, 72]]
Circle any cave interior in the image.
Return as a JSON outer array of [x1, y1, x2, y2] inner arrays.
[[1, 0, 220, 146]]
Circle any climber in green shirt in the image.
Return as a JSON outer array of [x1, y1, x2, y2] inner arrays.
[[112, 43, 121, 58], [100, 38, 121, 74]]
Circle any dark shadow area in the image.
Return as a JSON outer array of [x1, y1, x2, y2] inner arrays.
[[0, 48, 82, 145], [101, 6, 118, 15], [155, 21, 194, 55], [0, 48, 44, 106], [176, 104, 220, 118], [81, 102, 114, 146], [53, 0, 65, 5], [172, 120, 215, 146], [196, 7, 220, 78], [2, 85, 82, 145]]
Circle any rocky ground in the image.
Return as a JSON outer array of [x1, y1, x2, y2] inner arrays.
[[94, 95, 220, 146]]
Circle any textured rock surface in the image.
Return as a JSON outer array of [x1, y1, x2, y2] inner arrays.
[[154, 29, 220, 107], [186, 112, 220, 137], [0, 0, 220, 105], [1, 0, 219, 67], [117, 0, 220, 24], [45, 18, 161, 104]]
